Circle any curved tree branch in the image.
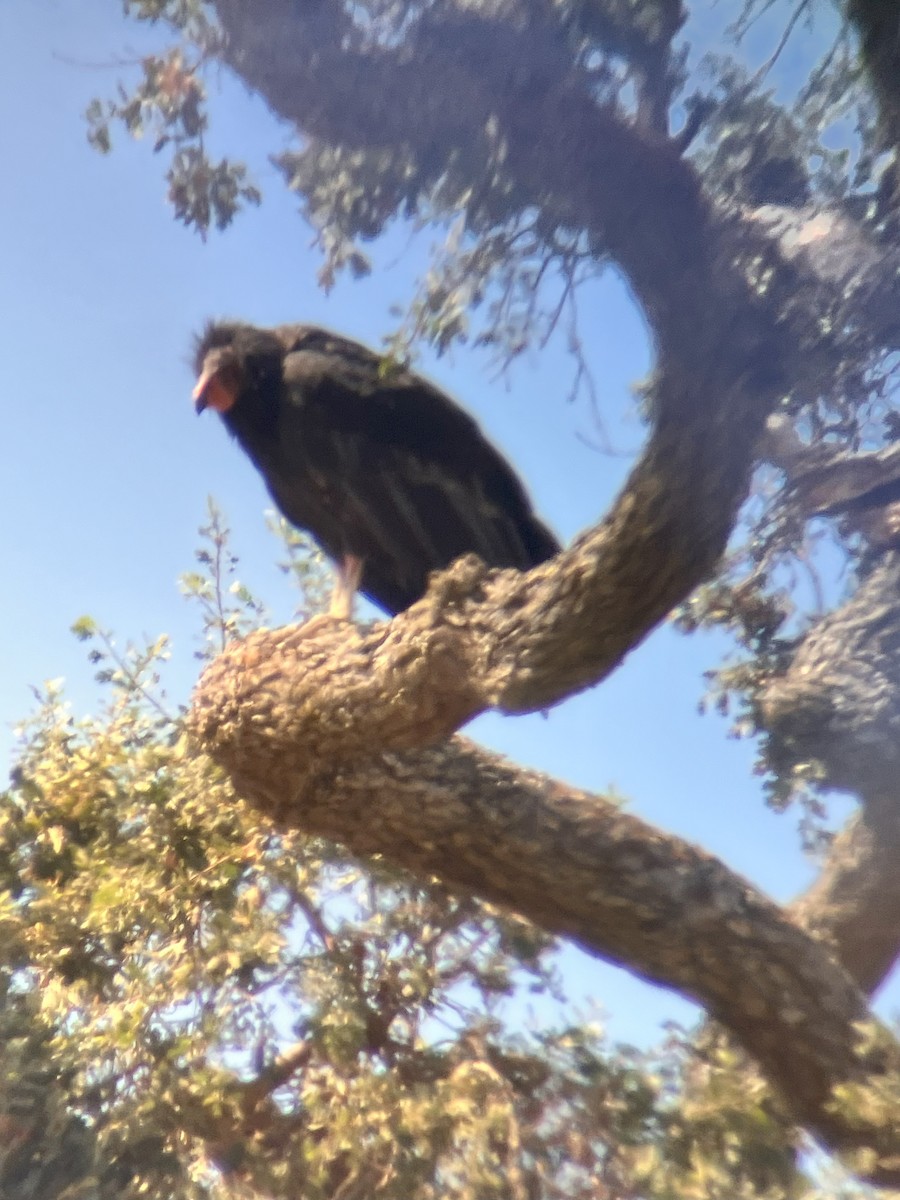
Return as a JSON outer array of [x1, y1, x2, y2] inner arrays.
[[761, 555, 900, 801], [793, 799, 900, 997], [188, 639, 900, 1181], [208, 0, 786, 360], [186, 502, 900, 1185], [764, 555, 900, 997]]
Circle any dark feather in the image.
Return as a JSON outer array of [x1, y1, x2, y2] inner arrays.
[[193, 321, 560, 615]]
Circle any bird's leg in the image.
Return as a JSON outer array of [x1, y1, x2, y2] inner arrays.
[[294, 555, 363, 637], [330, 554, 364, 620]]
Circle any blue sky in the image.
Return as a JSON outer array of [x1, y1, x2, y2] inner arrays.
[[1, 2, 888, 1043]]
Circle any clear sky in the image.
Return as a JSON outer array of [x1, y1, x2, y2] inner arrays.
[[1, 2, 889, 1044]]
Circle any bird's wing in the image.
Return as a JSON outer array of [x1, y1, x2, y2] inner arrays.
[[278, 330, 560, 573]]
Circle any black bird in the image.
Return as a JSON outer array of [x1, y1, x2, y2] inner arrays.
[[193, 321, 560, 616]]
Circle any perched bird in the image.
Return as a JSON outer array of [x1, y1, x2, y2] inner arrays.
[[193, 321, 560, 617]]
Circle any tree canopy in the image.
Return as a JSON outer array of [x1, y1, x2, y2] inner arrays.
[[7, 0, 900, 1196]]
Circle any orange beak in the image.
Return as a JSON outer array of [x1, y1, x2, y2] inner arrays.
[[193, 365, 215, 414], [193, 359, 238, 415]]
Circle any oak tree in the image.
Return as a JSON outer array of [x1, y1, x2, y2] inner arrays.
[[8, 0, 900, 1195]]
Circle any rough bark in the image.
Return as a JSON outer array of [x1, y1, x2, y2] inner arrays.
[[793, 800, 900, 997], [188, 632, 900, 1181], [765, 555, 900, 995], [761, 556, 900, 800], [186, 486, 900, 1184]]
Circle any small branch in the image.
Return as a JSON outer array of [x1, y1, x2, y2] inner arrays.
[[752, 0, 813, 84], [96, 630, 174, 726], [238, 1040, 312, 1116]]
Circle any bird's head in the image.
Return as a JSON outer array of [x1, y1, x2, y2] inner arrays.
[[192, 323, 247, 415], [193, 321, 290, 415]]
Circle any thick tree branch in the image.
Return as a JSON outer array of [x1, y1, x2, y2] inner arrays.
[[793, 798, 900, 996], [746, 203, 900, 354], [208, 0, 785, 364], [187, 452, 900, 1188], [761, 555, 900, 800], [763, 556, 900, 995], [202, 0, 900, 394], [188, 666, 900, 1181]]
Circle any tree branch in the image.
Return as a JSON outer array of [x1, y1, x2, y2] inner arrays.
[[188, 663, 900, 1180], [764, 556, 900, 996], [761, 555, 900, 800], [185, 441, 900, 1179], [794, 799, 900, 997], [208, 0, 786, 363]]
